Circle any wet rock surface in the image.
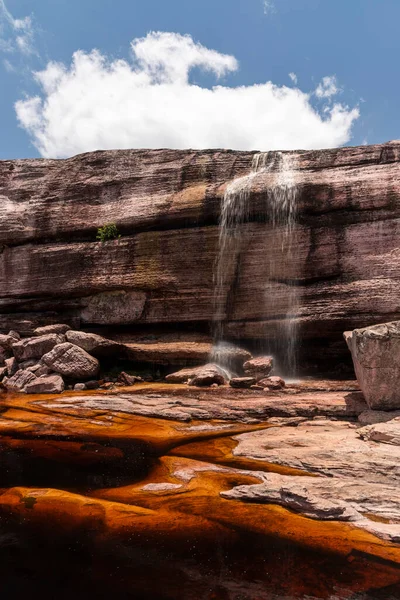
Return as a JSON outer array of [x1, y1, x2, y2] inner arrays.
[[0, 381, 400, 598]]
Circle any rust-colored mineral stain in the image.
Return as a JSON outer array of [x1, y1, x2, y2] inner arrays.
[[0, 485, 233, 549], [1, 391, 400, 598], [91, 455, 400, 568], [0, 394, 264, 455]]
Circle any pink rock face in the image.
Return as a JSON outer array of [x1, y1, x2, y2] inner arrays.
[[1, 143, 400, 369], [345, 321, 400, 410]]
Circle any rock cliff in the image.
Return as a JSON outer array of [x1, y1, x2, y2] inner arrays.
[[1, 142, 400, 372]]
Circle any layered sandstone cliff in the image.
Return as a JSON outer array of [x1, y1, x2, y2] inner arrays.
[[1, 142, 400, 371]]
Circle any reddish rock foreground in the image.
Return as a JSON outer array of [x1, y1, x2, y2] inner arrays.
[[1, 382, 400, 599]]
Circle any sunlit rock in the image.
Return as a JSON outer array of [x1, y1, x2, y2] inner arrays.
[[42, 342, 100, 379], [345, 321, 400, 409]]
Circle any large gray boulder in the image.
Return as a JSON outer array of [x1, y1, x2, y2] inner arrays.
[[344, 321, 400, 410], [12, 334, 65, 362], [42, 342, 100, 380]]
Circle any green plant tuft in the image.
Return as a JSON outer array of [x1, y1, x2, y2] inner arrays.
[[96, 223, 121, 242]]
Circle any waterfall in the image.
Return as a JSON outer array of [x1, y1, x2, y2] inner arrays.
[[212, 151, 299, 377], [265, 152, 299, 376]]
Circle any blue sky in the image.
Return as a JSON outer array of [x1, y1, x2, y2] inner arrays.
[[0, 0, 399, 159]]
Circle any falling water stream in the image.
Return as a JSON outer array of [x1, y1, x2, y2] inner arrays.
[[212, 150, 299, 377]]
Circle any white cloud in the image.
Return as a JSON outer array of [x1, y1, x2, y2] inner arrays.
[[263, 1, 276, 15], [15, 31, 360, 158], [0, 0, 35, 57], [289, 72, 297, 85], [315, 75, 340, 99]]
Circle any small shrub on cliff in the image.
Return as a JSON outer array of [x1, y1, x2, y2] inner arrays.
[[96, 223, 121, 242]]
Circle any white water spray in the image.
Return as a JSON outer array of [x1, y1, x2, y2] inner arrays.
[[212, 151, 299, 376]]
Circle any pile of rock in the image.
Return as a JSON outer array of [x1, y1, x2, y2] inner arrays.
[[0, 324, 142, 394], [229, 357, 285, 391], [164, 354, 287, 391]]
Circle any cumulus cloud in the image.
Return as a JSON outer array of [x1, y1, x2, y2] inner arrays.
[[0, 0, 35, 57], [289, 72, 298, 85], [315, 75, 340, 99], [15, 31, 359, 158]]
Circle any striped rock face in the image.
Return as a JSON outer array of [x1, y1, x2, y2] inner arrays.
[[1, 142, 400, 372]]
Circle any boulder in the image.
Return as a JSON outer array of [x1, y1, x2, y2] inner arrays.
[[24, 375, 65, 394], [165, 367, 205, 384], [0, 334, 16, 351], [189, 364, 227, 387], [74, 383, 86, 391], [4, 357, 18, 377], [0, 366, 7, 380], [117, 372, 144, 386], [344, 321, 400, 410], [65, 330, 124, 358], [12, 334, 65, 362], [84, 380, 101, 390], [26, 363, 52, 377], [260, 376, 286, 390], [229, 377, 256, 389], [210, 343, 252, 372], [358, 418, 400, 446], [33, 324, 71, 336], [165, 364, 227, 387], [4, 369, 37, 393], [42, 342, 100, 380], [243, 357, 274, 381]]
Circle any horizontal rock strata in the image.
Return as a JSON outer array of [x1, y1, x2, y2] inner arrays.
[[1, 143, 400, 368]]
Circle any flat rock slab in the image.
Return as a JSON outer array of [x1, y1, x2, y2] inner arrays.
[[221, 471, 400, 544], [233, 419, 400, 485], [18, 386, 368, 423], [0, 392, 261, 454]]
